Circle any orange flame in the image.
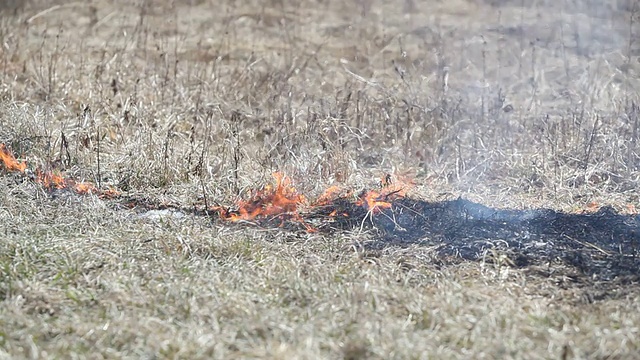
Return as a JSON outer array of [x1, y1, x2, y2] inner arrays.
[[356, 174, 414, 213], [0, 144, 27, 172], [314, 185, 342, 206], [36, 170, 66, 189], [0, 142, 118, 197], [98, 186, 121, 199], [214, 172, 412, 230], [357, 189, 394, 212], [35, 169, 100, 195], [214, 172, 307, 221], [73, 181, 97, 194]]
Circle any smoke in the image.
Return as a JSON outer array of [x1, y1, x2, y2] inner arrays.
[[355, 0, 640, 191]]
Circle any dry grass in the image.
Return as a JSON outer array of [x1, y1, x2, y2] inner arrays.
[[1, 0, 640, 358]]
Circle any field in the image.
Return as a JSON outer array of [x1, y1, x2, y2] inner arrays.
[[1, 0, 640, 358]]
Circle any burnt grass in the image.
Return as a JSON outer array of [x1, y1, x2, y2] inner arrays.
[[121, 193, 640, 282], [296, 197, 640, 282], [363, 198, 640, 282]]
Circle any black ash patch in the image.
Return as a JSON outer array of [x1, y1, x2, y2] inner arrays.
[[357, 198, 640, 281]]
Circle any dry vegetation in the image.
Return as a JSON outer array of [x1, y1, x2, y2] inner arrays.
[[1, 0, 640, 358]]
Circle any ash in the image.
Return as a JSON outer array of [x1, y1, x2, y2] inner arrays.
[[358, 198, 640, 281]]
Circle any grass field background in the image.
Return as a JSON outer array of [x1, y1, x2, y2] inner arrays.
[[1, 0, 640, 358]]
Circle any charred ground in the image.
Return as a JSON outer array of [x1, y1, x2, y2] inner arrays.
[[367, 198, 640, 281], [119, 191, 640, 283]]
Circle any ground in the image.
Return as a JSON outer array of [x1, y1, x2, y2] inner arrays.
[[1, 0, 640, 358]]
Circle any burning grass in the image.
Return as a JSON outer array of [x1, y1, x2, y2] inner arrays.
[[1, 0, 640, 358], [213, 172, 308, 221], [0, 142, 119, 198], [0, 144, 26, 172], [211, 172, 415, 232], [114, 168, 640, 282], [10, 138, 635, 283]]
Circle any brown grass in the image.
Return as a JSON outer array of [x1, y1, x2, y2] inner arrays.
[[1, 0, 640, 358]]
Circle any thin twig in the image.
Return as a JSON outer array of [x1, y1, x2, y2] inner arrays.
[[563, 234, 610, 255], [26, 3, 86, 24]]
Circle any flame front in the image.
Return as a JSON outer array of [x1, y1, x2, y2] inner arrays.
[[1, 142, 117, 197], [314, 185, 342, 206], [36, 170, 66, 189], [0, 144, 27, 172], [214, 172, 413, 231], [214, 172, 307, 221], [35, 169, 99, 195], [356, 175, 414, 213], [357, 189, 394, 211], [4, 140, 415, 225], [73, 181, 97, 194]]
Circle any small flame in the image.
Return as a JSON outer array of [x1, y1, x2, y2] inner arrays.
[[214, 172, 412, 229], [314, 185, 342, 206], [581, 201, 600, 213], [37, 170, 66, 189], [35, 170, 99, 195], [0, 144, 27, 172], [98, 186, 121, 199], [356, 174, 414, 213], [214, 172, 307, 221], [357, 189, 394, 212], [0, 142, 118, 198], [73, 181, 97, 194]]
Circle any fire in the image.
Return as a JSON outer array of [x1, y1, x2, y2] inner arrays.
[[0, 142, 118, 197], [356, 174, 414, 213], [4, 141, 411, 225], [35, 169, 101, 195], [213, 172, 413, 230], [98, 186, 121, 199], [0, 143, 27, 172], [357, 189, 394, 211], [73, 181, 97, 194], [214, 172, 307, 221], [36, 170, 66, 189], [314, 185, 342, 206], [4, 140, 417, 230]]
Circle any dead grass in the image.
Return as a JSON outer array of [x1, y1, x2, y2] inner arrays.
[[1, 0, 640, 358]]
